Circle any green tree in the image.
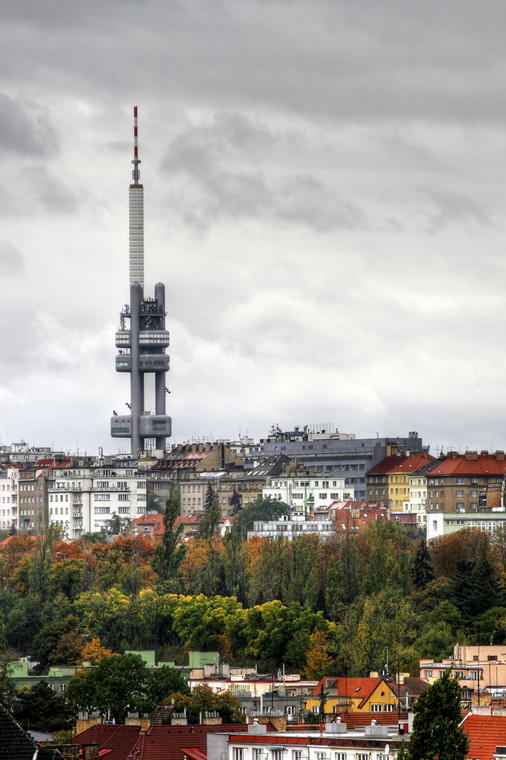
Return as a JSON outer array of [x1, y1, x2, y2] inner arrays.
[[403, 670, 469, 760], [0, 653, 16, 709], [12, 681, 75, 732], [152, 493, 186, 588], [233, 497, 289, 540], [167, 683, 242, 723], [411, 538, 435, 590], [204, 484, 216, 511], [196, 499, 221, 539], [67, 653, 189, 722]]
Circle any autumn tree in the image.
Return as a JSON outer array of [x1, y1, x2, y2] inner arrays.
[[302, 631, 333, 680]]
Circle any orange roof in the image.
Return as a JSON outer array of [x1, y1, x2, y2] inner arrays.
[[367, 454, 409, 476], [133, 513, 165, 536], [462, 713, 506, 760], [309, 676, 388, 706], [388, 452, 435, 475], [333, 508, 388, 533], [427, 454, 506, 477]]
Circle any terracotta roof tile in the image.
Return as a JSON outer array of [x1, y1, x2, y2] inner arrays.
[[462, 713, 506, 760]]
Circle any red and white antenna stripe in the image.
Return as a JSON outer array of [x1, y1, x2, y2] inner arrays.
[[132, 106, 141, 184]]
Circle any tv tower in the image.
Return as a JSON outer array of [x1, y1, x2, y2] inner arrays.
[[111, 107, 172, 456]]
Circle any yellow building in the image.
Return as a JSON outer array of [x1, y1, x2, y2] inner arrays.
[[303, 676, 400, 715]]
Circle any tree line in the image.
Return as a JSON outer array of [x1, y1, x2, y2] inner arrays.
[[2, 497, 506, 678]]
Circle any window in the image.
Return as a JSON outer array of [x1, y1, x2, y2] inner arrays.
[[94, 494, 110, 501], [253, 751, 264, 760], [335, 754, 347, 760], [456, 490, 464, 497], [371, 704, 382, 712], [97, 481, 109, 488], [357, 755, 369, 760], [424, 670, 433, 678], [232, 749, 244, 760], [118, 493, 129, 501]]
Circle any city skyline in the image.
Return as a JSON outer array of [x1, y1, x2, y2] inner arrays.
[[0, 2, 505, 454]]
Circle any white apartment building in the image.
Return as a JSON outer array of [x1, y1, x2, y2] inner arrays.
[[248, 515, 336, 541], [402, 471, 429, 526], [0, 467, 19, 532], [263, 475, 353, 512], [48, 462, 147, 538]]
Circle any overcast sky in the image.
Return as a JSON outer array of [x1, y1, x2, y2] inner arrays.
[[1, 0, 506, 456]]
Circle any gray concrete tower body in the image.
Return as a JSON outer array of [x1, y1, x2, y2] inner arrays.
[[111, 108, 171, 455]]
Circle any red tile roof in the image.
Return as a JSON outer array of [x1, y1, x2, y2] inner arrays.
[[68, 724, 141, 760], [309, 676, 386, 704], [427, 453, 506, 477], [366, 455, 409, 476], [388, 452, 435, 475], [133, 513, 165, 536], [461, 713, 506, 760], [135, 724, 254, 760]]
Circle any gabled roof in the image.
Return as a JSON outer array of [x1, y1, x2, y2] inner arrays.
[[67, 724, 141, 760], [133, 512, 165, 535], [0, 701, 62, 759], [366, 454, 409, 476], [388, 452, 435, 475], [309, 676, 392, 707], [461, 713, 506, 760]]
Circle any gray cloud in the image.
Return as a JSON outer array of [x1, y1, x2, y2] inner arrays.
[[0, 94, 58, 156], [162, 113, 365, 232], [0, 240, 24, 272], [421, 186, 491, 231]]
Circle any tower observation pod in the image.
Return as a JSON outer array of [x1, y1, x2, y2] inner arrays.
[[111, 107, 172, 456]]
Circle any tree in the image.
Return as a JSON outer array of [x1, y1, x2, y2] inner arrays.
[[66, 653, 189, 722], [411, 538, 435, 590], [204, 484, 216, 511], [166, 683, 242, 724], [0, 653, 16, 709], [196, 499, 221, 539], [229, 490, 242, 514], [303, 631, 333, 680], [233, 497, 289, 540], [12, 681, 75, 732], [152, 493, 186, 587], [403, 670, 469, 760]]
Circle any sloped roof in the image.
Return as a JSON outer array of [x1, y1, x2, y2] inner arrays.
[[309, 676, 389, 705], [331, 711, 409, 727], [461, 713, 506, 760], [134, 724, 254, 760], [388, 452, 435, 475], [67, 724, 141, 760], [133, 513, 165, 535], [0, 701, 62, 759], [366, 455, 409, 476], [428, 454, 506, 477]]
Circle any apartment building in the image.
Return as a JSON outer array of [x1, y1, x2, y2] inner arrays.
[[48, 457, 147, 538], [0, 466, 18, 532]]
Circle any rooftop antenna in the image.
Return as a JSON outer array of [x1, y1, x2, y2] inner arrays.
[[132, 105, 141, 185]]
